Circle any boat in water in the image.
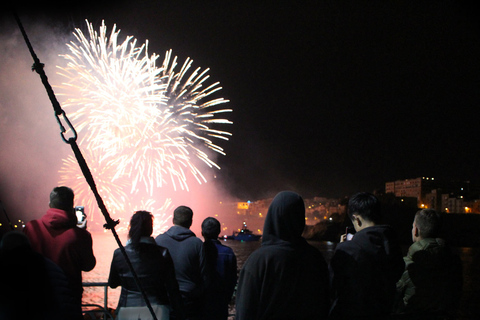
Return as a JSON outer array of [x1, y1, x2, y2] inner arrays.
[[223, 222, 261, 241]]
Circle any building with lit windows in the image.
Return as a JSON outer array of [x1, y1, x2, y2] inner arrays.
[[386, 178, 480, 213], [385, 177, 437, 207]]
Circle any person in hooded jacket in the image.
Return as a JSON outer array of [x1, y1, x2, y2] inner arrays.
[[23, 186, 96, 319], [155, 205, 207, 320], [235, 191, 330, 320], [329, 192, 404, 320]]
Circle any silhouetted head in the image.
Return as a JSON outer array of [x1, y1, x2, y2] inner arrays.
[[49, 186, 74, 212], [412, 208, 443, 241], [173, 206, 193, 229], [129, 210, 153, 244], [262, 191, 306, 245], [202, 217, 221, 240], [0, 231, 31, 253], [348, 192, 382, 224]]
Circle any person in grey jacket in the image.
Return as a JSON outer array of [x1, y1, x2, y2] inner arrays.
[[155, 206, 207, 320], [394, 209, 463, 318]]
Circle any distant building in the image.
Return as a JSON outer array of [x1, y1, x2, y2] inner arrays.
[[386, 177, 480, 213], [385, 177, 437, 207]]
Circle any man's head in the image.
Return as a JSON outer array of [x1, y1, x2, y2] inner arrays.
[[412, 209, 443, 242], [49, 186, 74, 212], [173, 205, 193, 229], [348, 192, 381, 231], [201, 217, 221, 240]]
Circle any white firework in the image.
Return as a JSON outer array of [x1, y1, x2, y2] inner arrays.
[[56, 20, 232, 229]]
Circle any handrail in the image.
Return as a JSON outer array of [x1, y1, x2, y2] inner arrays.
[[82, 282, 114, 319], [83, 281, 238, 319]]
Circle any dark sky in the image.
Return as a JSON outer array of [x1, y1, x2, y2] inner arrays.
[[5, 0, 480, 201]]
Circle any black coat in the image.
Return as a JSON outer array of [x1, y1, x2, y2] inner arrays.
[[329, 225, 405, 320], [108, 237, 184, 318], [236, 191, 330, 320]]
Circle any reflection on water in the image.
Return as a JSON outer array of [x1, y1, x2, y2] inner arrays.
[[83, 232, 480, 319]]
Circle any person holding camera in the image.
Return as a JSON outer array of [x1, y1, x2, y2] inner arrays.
[[23, 186, 96, 320], [329, 192, 404, 320]]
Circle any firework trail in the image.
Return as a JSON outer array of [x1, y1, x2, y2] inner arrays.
[[56, 20, 232, 231]]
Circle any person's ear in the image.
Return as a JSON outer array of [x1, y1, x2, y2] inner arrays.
[[353, 215, 362, 227], [414, 226, 420, 238]]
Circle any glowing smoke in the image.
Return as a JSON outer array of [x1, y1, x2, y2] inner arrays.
[[0, 18, 237, 236]]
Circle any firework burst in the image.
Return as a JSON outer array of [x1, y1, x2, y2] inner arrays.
[[56, 20, 232, 229]]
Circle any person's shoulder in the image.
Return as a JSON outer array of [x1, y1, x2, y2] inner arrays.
[[154, 243, 171, 257], [190, 235, 204, 248], [23, 219, 41, 231], [335, 238, 359, 252], [60, 227, 94, 246], [216, 241, 235, 254], [154, 232, 167, 241], [71, 226, 93, 237]]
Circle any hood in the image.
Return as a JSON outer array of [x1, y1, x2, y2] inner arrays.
[[262, 191, 306, 246], [40, 208, 76, 229], [165, 225, 197, 241], [350, 225, 401, 261]]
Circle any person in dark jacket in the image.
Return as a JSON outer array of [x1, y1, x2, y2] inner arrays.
[[394, 209, 463, 318], [155, 206, 206, 320], [201, 217, 237, 320], [329, 192, 405, 320], [236, 191, 330, 320], [109, 210, 184, 320], [23, 186, 96, 319], [0, 231, 78, 320]]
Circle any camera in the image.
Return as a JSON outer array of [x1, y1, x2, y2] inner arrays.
[[346, 226, 356, 241], [75, 206, 85, 224]]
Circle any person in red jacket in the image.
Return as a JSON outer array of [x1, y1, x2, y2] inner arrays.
[[23, 186, 96, 319]]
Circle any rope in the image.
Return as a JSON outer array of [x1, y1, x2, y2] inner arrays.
[[12, 12, 159, 320]]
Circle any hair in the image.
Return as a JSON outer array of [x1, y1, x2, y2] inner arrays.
[[348, 192, 382, 223], [128, 210, 153, 244], [415, 209, 443, 239], [173, 206, 193, 228], [49, 186, 74, 211], [202, 217, 221, 239]]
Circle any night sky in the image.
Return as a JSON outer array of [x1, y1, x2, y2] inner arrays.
[[3, 1, 480, 201]]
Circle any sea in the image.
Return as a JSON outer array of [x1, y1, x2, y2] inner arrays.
[[82, 232, 479, 319]]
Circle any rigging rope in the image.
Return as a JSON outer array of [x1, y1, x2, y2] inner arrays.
[[12, 12, 159, 320]]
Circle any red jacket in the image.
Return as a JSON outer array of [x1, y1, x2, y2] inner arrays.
[[24, 208, 96, 303]]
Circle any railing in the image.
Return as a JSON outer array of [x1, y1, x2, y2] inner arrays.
[[82, 282, 114, 319]]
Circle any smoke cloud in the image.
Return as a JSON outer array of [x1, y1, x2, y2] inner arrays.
[[0, 17, 240, 238]]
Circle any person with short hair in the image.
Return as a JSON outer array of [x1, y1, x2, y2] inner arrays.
[[109, 210, 184, 320], [155, 206, 206, 320], [394, 209, 463, 318], [23, 186, 96, 319], [329, 192, 404, 320], [201, 217, 237, 320]]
